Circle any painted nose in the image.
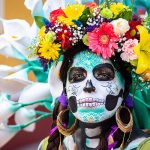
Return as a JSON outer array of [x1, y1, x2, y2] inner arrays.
[[83, 80, 96, 93]]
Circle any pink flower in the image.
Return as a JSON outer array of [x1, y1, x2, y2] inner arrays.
[[87, 23, 120, 59], [121, 39, 138, 62]]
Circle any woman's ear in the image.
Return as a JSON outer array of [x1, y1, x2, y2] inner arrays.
[[48, 61, 63, 106]]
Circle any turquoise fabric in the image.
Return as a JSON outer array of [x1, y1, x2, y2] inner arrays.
[[130, 73, 150, 129]]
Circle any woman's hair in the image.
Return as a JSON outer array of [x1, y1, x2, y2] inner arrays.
[[46, 42, 132, 150]]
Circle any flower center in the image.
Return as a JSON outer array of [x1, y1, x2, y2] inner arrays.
[[99, 35, 108, 44], [11, 35, 17, 39], [130, 29, 136, 37], [62, 34, 65, 39]]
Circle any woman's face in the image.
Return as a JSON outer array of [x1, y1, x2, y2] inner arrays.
[[66, 50, 125, 123]]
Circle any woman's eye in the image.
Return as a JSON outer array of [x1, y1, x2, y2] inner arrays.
[[93, 64, 115, 81], [75, 74, 83, 79], [73, 74, 84, 80], [95, 73, 111, 80], [69, 67, 87, 83]]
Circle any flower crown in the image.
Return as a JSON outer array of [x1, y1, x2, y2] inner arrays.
[[32, 1, 150, 81]]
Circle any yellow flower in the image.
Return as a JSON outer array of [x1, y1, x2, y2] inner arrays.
[[45, 31, 56, 43], [58, 4, 85, 26], [38, 26, 46, 39], [133, 25, 150, 74], [110, 3, 128, 17], [38, 36, 61, 60]]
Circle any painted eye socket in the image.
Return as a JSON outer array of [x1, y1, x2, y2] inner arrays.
[[93, 63, 115, 81], [69, 67, 87, 83]]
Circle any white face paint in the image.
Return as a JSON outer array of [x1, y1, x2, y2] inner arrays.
[[66, 50, 125, 123]]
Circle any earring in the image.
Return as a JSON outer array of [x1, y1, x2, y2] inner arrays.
[[115, 106, 133, 150], [57, 109, 78, 136]]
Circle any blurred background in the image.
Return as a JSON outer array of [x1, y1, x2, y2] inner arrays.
[[0, 1, 51, 150], [0, 0, 34, 80]]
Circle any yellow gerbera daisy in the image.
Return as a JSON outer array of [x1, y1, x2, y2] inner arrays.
[[110, 3, 128, 17], [38, 37, 61, 61], [133, 25, 150, 74], [58, 4, 85, 26]]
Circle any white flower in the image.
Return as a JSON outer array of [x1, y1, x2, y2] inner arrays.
[[15, 108, 36, 132], [0, 95, 21, 123], [0, 122, 20, 147], [111, 18, 130, 37], [0, 19, 33, 59]]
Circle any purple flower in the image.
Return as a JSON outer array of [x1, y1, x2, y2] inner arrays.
[[58, 92, 68, 107], [85, 25, 97, 32], [124, 95, 134, 108], [45, 23, 53, 33], [39, 58, 49, 72]]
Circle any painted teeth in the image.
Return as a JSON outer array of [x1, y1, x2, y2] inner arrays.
[[77, 98, 105, 108]]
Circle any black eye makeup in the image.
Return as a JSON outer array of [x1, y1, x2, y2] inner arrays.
[[93, 63, 115, 81], [69, 67, 87, 83]]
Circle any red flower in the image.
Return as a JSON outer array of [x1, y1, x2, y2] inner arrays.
[[50, 8, 67, 23], [86, 2, 97, 8], [125, 20, 141, 39], [56, 25, 73, 50]]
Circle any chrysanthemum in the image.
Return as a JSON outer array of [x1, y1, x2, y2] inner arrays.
[[58, 4, 85, 26], [87, 23, 120, 59], [38, 37, 61, 61]]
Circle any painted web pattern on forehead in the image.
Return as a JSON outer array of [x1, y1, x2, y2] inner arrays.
[[74, 50, 103, 71]]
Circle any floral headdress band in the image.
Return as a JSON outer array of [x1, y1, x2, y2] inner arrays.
[[31, 1, 150, 82]]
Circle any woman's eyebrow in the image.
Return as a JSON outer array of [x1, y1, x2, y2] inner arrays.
[[93, 63, 114, 71]]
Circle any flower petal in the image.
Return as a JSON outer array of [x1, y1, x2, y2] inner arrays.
[[0, 95, 21, 123], [24, 0, 44, 17], [136, 50, 150, 74], [1, 19, 30, 38], [15, 108, 36, 132], [0, 126, 20, 147], [18, 83, 51, 108], [0, 68, 33, 94], [0, 65, 22, 77]]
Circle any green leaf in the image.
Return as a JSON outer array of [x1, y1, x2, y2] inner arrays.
[[34, 16, 50, 29], [121, 10, 132, 21], [78, 8, 91, 25]]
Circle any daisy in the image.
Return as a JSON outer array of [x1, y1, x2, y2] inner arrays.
[[87, 23, 120, 59]]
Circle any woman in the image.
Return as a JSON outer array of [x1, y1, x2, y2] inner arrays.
[[43, 43, 149, 150], [34, 2, 150, 150]]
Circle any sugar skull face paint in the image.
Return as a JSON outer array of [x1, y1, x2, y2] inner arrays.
[[66, 50, 125, 123]]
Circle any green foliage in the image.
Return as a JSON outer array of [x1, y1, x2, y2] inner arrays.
[[78, 8, 91, 25], [121, 10, 132, 21], [34, 16, 50, 29], [143, 16, 150, 32]]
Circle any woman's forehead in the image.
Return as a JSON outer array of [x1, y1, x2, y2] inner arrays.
[[72, 50, 112, 71]]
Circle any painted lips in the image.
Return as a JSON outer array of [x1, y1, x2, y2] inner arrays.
[[77, 98, 105, 108]]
